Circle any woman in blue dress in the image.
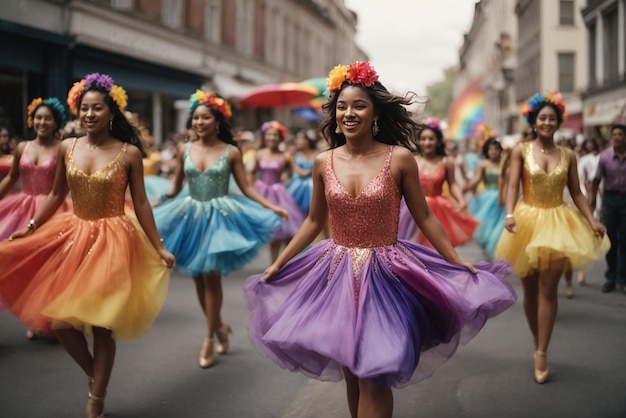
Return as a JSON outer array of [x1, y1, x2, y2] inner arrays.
[[287, 130, 318, 213], [154, 91, 288, 369], [464, 137, 505, 258]]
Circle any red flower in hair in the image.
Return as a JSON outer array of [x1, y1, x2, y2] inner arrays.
[[347, 62, 379, 88]]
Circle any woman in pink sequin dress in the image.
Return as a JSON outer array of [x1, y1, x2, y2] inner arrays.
[[0, 98, 71, 323], [244, 62, 516, 418]]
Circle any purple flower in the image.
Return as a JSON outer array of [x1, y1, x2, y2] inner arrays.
[[83, 73, 114, 91]]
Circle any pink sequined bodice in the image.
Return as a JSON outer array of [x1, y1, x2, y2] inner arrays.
[[419, 163, 445, 197], [325, 146, 400, 248], [19, 143, 57, 196], [258, 159, 284, 184]]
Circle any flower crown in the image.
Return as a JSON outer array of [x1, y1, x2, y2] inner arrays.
[[67, 73, 128, 115], [521, 90, 567, 123], [326, 62, 379, 94], [261, 121, 288, 140], [423, 117, 442, 132], [189, 90, 232, 119], [27, 97, 69, 128]]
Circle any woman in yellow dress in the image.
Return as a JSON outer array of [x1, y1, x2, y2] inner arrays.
[[495, 91, 609, 384], [0, 73, 175, 418]]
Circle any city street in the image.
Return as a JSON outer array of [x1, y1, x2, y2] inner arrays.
[[1, 241, 625, 417]]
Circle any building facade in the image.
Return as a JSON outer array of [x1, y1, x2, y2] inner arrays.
[[516, 0, 588, 136], [455, 0, 518, 138], [581, 0, 626, 140], [0, 0, 365, 143]]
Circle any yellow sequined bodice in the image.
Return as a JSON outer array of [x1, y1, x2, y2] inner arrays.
[[521, 142, 569, 208], [66, 139, 127, 220]]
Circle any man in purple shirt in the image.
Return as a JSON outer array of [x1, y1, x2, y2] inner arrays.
[[591, 124, 626, 293]]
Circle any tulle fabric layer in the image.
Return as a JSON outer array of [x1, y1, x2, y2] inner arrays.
[[0, 212, 170, 339], [143, 175, 173, 206], [255, 180, 305, 240], [418, 196, 479, 248], [154, 194, 282, 276], [398, 199, 419, 241], [287, 176, 313, 213], [0, 192, 72, 240], [495, 202, 610, 277], [468, 190, 506, 258], [244, 239, 516, 388]]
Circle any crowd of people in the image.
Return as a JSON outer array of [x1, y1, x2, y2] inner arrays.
[[0, 64, 623, 418]]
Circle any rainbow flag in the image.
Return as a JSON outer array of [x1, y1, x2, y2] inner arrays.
[[447, 78, 485, 141]]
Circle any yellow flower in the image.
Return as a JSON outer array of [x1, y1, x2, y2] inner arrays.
[[326, 65, 349, 94], [26, 98, 44, 128], [109, 85, 128, 111]]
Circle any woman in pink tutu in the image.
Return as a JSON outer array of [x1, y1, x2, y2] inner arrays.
[[244, 62, 516, 418], [0, 98, 72, 327], [251, 121, 307, 262]]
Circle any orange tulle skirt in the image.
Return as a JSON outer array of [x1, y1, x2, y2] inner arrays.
[[418, 195, 479, 248], [0, 212, 170, 339]]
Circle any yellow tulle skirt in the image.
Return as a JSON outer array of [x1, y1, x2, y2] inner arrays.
[[0, 211, 170, 339], [495, 202, 610, 277]]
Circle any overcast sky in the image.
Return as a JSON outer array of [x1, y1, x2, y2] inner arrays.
[[344, 0, 477, 95]]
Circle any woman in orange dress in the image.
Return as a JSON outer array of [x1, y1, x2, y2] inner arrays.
[[0, 73, 174, 418]]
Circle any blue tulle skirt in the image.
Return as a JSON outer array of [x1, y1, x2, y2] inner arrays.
[[287, 176, 313, 213], [468, 190, 506, 259], [244, 239, 516, 388], [154, 194, 282, 276]]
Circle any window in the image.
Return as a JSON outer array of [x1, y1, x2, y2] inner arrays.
[[111, 0, 133, 11], [235, 0, 254, 56], [603, 8, 619, 83], [558, 53, 575, 93], [588, 23, 596, 86], [204, 0, 221, 43], [162, 0, 183, 29], [559, 0, 574, 26]]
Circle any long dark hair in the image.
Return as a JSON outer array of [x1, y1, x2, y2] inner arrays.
[[78, 86, 147, 157], [417, 126, 447, 156], [189, 104, 238, 147], [320, 82, 423, 151]]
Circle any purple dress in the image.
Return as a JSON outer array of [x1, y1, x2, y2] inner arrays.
[[244, 146, 517, 388], [254, 159, 305, 240]]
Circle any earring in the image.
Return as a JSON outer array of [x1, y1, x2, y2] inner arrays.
[[372, 120, 379, 136], [335, 125, 342, 134], [109, 119, 113, 131]]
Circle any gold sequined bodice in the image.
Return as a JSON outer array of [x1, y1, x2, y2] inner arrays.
[[325, 146, 400, 248], [66, 139, 127, 220], [521, 142, 568, 208]]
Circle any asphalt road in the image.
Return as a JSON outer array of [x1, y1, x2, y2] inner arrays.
[[1, 241, 625, 418]]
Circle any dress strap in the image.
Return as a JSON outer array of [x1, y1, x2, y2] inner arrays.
[[383, 145, 393, 170]]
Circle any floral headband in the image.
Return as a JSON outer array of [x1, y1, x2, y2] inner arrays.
[[326, 61, 379, 95], [261, 121, 288, 140], [521, 90, 567, 124], [27, 97, 69, 128], [67, 73, 128, 115], [189, 90, 232, 119]]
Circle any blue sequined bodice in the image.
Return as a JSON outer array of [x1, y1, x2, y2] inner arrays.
[[184, 144, 232, 201], [293, 154, 314, 180]]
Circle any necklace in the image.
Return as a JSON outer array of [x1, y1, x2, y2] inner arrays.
[[535, 144, 557, 154]]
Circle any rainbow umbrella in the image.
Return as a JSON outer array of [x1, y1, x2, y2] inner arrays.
[[240, 82, 318, 108], [301, 77, 329, 109], [447, 78, 485, 141]]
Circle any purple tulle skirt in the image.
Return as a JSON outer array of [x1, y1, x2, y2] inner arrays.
[[398, 199, 419, 241], [254, 180, 305, 240], [244, 239, 516, 388]]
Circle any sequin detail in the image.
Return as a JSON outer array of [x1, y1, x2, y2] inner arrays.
[[66, 139, 127, 220], [185, 144, 232, 201], [325, 146, 400, 248], [522, 142, 567, 208], [19, 142, 57, 196]]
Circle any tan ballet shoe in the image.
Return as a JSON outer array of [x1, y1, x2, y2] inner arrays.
[[199, 337, 215, 368], [565, 281, 574, 299], [216, 323, 233, 355], [533, 350, 549, 384], [86, 392, 105, 418]]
